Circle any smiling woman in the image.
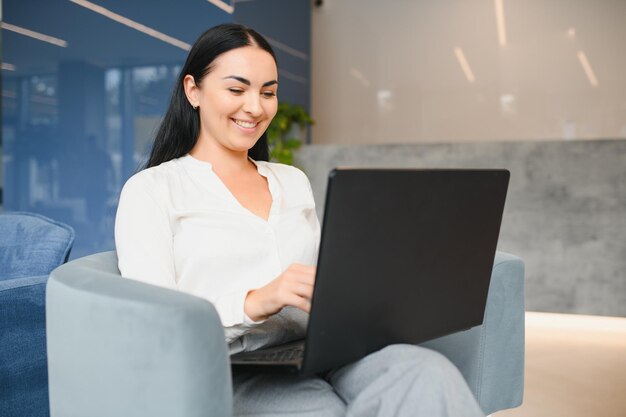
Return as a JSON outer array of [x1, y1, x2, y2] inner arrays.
[[114, 23, 485, 417], [145, 24, 276, 168], [182, 46, 278, 160]]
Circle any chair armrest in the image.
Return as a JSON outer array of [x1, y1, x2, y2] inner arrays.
[[0, 275, 50, 417], [420, 251, 525, 415], [46, 253, 232, 417]]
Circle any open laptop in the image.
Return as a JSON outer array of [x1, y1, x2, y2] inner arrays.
[[231, 168, 510, 375]]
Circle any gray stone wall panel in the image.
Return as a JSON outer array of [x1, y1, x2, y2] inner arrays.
[[297, 140, 626, 317]]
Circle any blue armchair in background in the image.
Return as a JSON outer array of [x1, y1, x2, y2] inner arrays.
[[0, 212, 75, 417]]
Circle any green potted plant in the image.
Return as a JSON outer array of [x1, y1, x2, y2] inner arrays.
[[266, 102, 314, 165]]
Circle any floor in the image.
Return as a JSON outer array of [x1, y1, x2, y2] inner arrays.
[[497, 312, 626, 417]]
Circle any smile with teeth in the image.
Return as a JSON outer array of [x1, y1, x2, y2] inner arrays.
[[233, 119, 258, 129]]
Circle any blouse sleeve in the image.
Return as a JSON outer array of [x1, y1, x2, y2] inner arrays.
[[115, 174, 265, 344], [214, 290, 265, 343], [114, 175, 177, 290], [306, 177, 322, 255]]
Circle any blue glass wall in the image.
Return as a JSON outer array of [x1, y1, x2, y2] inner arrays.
[[235, 0, 311, 110], [1, 0, 311, 258]]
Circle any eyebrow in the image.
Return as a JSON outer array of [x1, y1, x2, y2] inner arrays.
[[223, 75, 278, 87]]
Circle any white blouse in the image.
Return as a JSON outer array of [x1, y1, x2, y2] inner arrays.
[[114, 154, 321, 344]]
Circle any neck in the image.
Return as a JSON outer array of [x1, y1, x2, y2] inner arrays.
[[189, 138, 253, 177]]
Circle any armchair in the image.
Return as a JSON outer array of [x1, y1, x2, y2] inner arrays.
[[46, 251, 524, 417], [0, 212, 75, 417]]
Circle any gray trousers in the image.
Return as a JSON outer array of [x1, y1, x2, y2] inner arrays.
[[232, 344, 484, 417]]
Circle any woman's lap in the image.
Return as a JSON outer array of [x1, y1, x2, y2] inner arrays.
[[232, 344, 484, 417], [328, 344, 484, 416], [232, 372, 346, 417]]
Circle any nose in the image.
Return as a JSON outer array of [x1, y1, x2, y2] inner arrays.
[[243, 93, 263, 118]]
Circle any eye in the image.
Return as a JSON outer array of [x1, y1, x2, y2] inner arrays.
[[228, 88, 244, 95], [262, 91, 276, 98]]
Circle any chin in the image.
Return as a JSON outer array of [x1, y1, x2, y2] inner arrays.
[[230, 138, 262, 153]]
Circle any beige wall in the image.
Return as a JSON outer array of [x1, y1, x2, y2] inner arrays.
[[311, 0, 626, 144]]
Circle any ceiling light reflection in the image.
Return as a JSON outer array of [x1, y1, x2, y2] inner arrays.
[[278, 69, 307, 85], [1, 22, 68, 48], [500, 94, 516, 115], [263, 35, 309, 61], [69, 0, 191, 51], [207, 0, 234, 14], [494, 0, 507, 47], [377, 89, 393, 111], [454, 47, 476, 83], [350, 68, 371, 88], [577, 51, 599, 87]]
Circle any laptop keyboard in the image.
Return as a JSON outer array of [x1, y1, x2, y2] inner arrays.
[[237, 345, 304, 363]]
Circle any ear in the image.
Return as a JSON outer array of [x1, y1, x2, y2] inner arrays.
[[183, 75, 199, 108]]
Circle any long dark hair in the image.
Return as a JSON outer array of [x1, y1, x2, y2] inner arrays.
[[145, 24, 276, 168]]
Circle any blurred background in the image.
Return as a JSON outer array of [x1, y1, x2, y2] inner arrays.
[[1, 1, 625, 415], [1, 0, 310, 259]]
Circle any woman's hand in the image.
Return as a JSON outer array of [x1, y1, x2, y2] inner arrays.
[[244, 264, 316, 322]]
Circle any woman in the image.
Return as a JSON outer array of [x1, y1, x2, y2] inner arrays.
[[115, 23, 484, 417]]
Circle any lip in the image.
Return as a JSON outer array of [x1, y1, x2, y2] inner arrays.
[[231, 118, 261, 132]]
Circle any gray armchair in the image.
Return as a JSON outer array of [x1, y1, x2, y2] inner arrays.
[[46, 251, 524, 417]]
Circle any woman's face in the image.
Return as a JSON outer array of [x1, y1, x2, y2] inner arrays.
[[186, 46, 278, 155]]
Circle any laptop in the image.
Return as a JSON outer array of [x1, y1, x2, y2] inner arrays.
[[231, 168, 510, 375]]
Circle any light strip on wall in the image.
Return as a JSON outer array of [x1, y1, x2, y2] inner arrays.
[[278, 68, 307, 85], [577, 51, 599, 87], [2, 62, 16, 71], [494, 0, 507, 46], [69, 0, 191, 51], [0, 22, 68, 47], [454, 47, 476, 83], [207, 0, 234, 14], [264, 35, 309, 61], [349, 68, 371, 88]]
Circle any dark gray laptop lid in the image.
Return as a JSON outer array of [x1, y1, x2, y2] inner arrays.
[[300, 168, 509, 375]]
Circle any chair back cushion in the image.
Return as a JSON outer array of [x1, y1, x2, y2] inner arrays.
[[0, 212, 75, 280]]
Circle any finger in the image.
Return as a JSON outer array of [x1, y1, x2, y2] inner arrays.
[[275, 279, 312, 302], [287, 268, 316, 284], [289, 264, 316, 274], [294, 273, 315, 286], [289, 282, 314, 300], [285, 294, 311, 313], [280, 271, 314, 288]]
